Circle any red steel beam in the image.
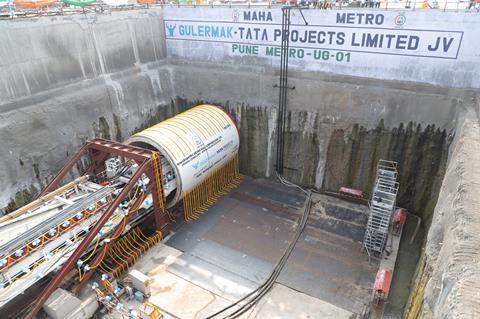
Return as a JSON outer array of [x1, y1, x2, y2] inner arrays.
[[88, 139, 152, 164], [147, 165, 168, 231], [25, 159, 152, 319], [38, 143, 90, 197], [39, 139, 153, 198], [75, 170, 170, 293], [73, 182, 154, 293]]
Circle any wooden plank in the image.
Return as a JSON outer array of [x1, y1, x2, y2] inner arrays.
[[0, 175, 89, 224]]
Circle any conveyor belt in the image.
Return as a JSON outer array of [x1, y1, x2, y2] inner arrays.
[[0, 186, 114, 257]]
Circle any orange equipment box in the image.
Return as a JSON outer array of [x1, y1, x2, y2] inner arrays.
[[338, 187, 364, 198]]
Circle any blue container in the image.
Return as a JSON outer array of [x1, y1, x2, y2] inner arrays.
[[134, 291, 144, 302]]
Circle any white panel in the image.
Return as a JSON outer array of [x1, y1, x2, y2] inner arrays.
[[164, 8, 480, 88], [127, 105, 240, 205]]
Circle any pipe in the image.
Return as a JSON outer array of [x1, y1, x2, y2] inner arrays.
[[0, 175, 88, 224], [407, 211, 422, 244]]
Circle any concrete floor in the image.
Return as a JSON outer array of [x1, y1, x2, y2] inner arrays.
[[113, 177, 379, 318]]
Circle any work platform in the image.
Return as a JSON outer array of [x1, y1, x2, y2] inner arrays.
[[99, 177, 383, 318]]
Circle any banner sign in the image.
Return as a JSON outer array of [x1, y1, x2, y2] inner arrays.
[[164, 8, 480, 88]]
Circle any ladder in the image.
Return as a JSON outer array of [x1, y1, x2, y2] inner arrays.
[[363, 160, 399, 257]]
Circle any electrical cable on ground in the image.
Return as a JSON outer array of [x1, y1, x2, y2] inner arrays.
[[204, 172, 312, 319]]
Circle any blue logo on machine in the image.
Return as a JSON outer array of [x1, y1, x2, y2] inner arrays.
[[192, 156, 209, 170]]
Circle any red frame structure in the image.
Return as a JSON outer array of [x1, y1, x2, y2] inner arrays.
[[26, 138, 169, 319], [393, 208, 408, 235], [373, 269, 393, 306]]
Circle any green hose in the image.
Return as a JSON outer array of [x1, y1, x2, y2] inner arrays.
[[61, 0, 95, 6]]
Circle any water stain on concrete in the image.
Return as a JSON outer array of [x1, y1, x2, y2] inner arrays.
[[323, 121, 452, 224]]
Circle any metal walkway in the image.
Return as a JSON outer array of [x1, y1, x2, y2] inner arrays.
[[363, 160, 399, 257]]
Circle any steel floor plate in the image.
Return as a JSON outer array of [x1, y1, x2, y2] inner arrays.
[[162, 177, 377, 317]]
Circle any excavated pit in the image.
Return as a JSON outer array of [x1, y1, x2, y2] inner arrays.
[[114, 177, 379, 318], [0, 7, 478, 319]]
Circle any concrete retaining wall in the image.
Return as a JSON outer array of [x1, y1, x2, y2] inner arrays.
[[164, 8, 480, 88], [169, 60, 467, 223], [0, 9, 174, 210], [0, 8, 478, 319], [0, 10, 166, 102]]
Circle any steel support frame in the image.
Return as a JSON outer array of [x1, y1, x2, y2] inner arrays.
[[73, 165, 169, 293], [26, 138, 167, 319], [147, 165, 169, 232], [73, 181, 156, 294], [39, 138, 154, 197]]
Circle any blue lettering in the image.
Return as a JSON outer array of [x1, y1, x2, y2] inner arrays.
[[243, 10, 273, 21], [365, 34, 379, 47], [177, 25, 233, 39], [212, 26, 219, 38], [347, 13, 355, 24], [395, 35, 408, 49], [351, 33, 360, 46], [274, 29, 282, 41], [408, 36, 419, 50], [337, 13, 384, 25]]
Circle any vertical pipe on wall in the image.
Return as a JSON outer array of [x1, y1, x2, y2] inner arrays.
[[276, 7, 291, 175]]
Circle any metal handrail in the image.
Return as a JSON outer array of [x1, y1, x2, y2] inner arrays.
[[0, 0, 478, 20]]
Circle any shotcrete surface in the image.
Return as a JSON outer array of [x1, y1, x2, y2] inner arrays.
[[420, 106, 480, 318]]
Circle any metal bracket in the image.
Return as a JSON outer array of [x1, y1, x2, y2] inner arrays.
[[273, 84, 295, 90]]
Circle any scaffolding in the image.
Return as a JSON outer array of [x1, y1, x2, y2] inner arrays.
[[363, 160, 399, 257]]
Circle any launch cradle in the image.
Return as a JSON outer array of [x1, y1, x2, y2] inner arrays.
[[0, 105, 241, 319]]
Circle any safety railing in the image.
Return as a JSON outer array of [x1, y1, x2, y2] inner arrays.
[[164, 0, 478, 12], [0, 0, 478, 20]]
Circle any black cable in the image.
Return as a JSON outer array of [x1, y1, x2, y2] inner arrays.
[[208, 7, 311, 318], [109, 161, 133, 180], [204, 173, 312, 319], [224, 195, 311, 318]]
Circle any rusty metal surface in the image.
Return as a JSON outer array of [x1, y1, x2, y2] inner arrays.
[[165, 176, 378, 316], [232, 177, 305, 208], [204, 199, 295, 264]]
